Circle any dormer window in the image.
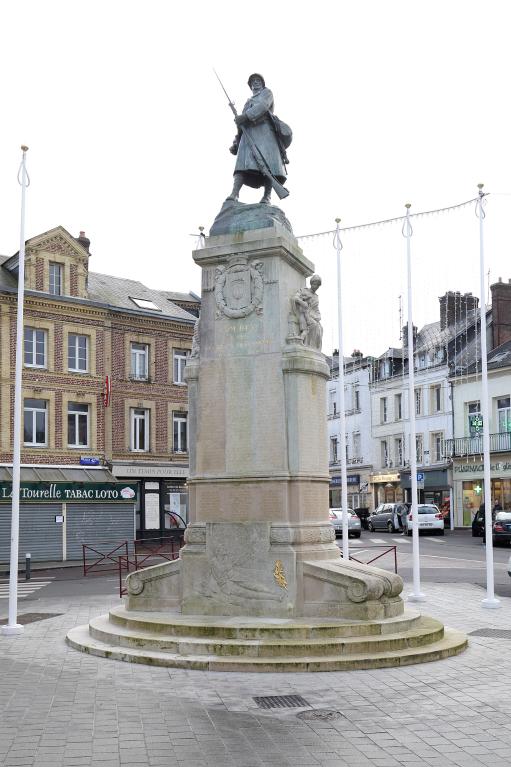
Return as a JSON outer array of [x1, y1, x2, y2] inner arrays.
[[49, 262, 63, 295]]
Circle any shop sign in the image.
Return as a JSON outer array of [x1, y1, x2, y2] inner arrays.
[[330, 475, 360, 487], [454, 461, 511, 475], [112, 464, 188, 478], [370, 473, 400, 483], [0, 482, 139, 503]]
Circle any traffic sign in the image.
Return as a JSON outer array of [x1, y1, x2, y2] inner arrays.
[[417, 471, 424, 489]]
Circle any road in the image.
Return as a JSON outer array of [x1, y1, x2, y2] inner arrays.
[[1, 529, 511, 606], [341, 527, 511, 597]]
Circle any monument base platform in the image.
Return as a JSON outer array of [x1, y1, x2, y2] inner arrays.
[[66, 605, 467, 672]]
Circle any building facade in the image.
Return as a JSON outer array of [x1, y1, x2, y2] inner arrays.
[[0, 226, 197, 561], [327, 352, 374, 511], [446, 339, 511, 526]]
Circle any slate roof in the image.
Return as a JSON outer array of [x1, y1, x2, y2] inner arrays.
[[87, 272, 196, 322], [466, 338, 511, 374]]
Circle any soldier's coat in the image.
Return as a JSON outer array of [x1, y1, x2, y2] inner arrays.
[[234, 88, 287, 186]]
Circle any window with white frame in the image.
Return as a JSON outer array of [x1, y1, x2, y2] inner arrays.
[[328, 389, 337, 416], [431, 384, 442, 413], [354, 387, 360, 411], [330, 436, 338, 463], [24, 327, 47, 368], [431, 431, 444, 462], [49, 262, 63, 295], [415, 388, 422, 416], [173, 412, 188, 453], [416, 434, 423, 463], [68, 334, 88, 373], [130, 343, 149, 380], [468, 401, 482, 436], [131, 408, 150, 451], [395, 437, 403, 466], [68, 402, 89, 447], [24, 398, 47, 446], [380, 397, 388, 423], [173, 349, 188, 384], [497, 397, 511, 433], [353, 431, 361, 459], [381, 440, 388, 467], [395, 393, 402, 420]]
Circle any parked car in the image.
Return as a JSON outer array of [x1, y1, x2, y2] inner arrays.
[[329, 508, 361, 538], [472, 508, 485, 537], [367, 503, 409, 533], [491, 512, 511, 545], [407, 504, 444, 535]]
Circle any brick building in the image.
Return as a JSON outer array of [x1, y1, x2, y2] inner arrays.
[[0, 226, 198, 562]]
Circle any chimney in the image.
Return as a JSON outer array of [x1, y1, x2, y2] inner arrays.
[[76, 230, 91, 253], [351, 349, 363, 358], [402, 324, 417, 347], [490, 278, 511, 348], [439, 291, 479, 330]]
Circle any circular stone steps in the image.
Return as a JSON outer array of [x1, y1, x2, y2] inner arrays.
[[66, 607, 468, 672]]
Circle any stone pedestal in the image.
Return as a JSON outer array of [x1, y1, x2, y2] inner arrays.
[[180, 223, 339, 617]]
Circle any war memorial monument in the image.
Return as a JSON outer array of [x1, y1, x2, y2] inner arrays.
[[68, 74, 467, 670]]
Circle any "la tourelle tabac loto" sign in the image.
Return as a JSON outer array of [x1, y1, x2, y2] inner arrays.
[[0, 482, 138, 503]]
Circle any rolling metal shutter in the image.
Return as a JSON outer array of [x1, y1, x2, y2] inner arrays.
[[0, 504, 63, 563], [66, 503, 135, 561]]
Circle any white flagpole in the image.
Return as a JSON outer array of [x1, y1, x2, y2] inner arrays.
[[402, 204, 425, 602], [2, 146, 30, 637], [477, 184, 501, 609], [334, 219, 349, 559]]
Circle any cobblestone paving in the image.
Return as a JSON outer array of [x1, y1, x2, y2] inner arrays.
[[1, 582, 511, 766]]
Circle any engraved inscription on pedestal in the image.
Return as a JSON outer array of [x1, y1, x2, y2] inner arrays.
[[215, 255, 264, 319]]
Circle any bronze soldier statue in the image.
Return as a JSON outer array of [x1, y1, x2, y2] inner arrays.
[[217, 73, 292, 206]]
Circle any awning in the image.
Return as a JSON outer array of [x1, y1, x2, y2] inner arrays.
[[0, 466, 117, 482]]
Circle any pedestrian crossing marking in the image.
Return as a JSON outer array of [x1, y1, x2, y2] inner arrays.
[[428, 537, 446, 543], [0, 579, 53, 599], [368, 538, 386, 544], [392, 537, 410, 543]]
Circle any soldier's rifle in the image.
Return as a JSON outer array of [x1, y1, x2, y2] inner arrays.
[[213, 69, 290, 200]]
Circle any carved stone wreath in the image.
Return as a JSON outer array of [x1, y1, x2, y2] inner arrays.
[[215, 256, 264, 319]]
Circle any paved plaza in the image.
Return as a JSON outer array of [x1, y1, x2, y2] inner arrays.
[[0, 580, 510, 767]]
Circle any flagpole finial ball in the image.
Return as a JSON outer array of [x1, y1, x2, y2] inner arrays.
[[335, 217, 341, 223], [405, 203, 411, 209], [21, 145, 29, 152]]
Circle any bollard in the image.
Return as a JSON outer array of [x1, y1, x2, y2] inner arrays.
[[25, 553, 31, 581]]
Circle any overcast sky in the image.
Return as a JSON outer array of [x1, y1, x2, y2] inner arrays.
[[1, 0, 511, 357]]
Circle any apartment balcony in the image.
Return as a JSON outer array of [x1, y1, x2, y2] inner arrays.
[[443, 432, 511, 458]]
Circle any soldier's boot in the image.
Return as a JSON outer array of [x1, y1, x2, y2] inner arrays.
[[260, 181, 272, 205], [227, 174, 243, 202]]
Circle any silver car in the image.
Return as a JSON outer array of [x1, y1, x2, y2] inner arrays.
[[329, 508, 361, 538]]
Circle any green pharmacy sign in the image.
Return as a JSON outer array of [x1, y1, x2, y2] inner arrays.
[[469, 415, 484, 434]]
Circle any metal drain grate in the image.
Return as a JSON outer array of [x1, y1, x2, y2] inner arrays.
[[0, 613, 62, 626], [469, 628, 511, 639], [254, 694, 310, 709]]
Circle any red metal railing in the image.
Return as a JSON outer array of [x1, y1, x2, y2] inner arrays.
[[348, 545, 398, 574], [82, 540, 130, 577]]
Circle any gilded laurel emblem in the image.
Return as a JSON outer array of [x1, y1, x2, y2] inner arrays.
[[273, 560, 288, 589]]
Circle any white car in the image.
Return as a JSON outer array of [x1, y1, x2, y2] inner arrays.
[[329, 508, 361, 538], [407, 504, 444, 535]]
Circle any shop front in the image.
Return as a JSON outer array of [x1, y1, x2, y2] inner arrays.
[[111, 463, 189, 538], [370, 472, 403, 506], [329, 471, 372, 511], [399, 468, 451, 508], [0, 466, 137, 564], [453, 457, 511, 526]]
